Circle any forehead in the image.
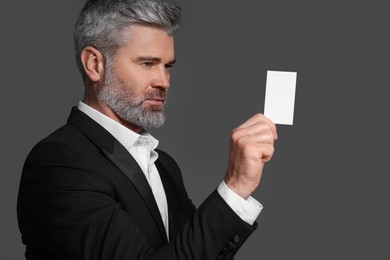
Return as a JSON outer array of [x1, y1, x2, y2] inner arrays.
[[118, 24, 175, 58]]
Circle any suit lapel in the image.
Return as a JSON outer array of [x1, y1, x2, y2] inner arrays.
[[101, 142, 167, 243], [67, 107, 167, 243], [156, 161, 179, 240], [156, 154, 195, 241]]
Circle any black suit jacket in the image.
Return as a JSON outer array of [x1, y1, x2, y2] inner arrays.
[[17, 107, 257, 260]]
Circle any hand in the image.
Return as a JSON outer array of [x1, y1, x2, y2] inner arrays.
[[224, 114, 277, 199]]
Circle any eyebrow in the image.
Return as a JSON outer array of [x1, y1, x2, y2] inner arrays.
[[136, 56, 176, 65]]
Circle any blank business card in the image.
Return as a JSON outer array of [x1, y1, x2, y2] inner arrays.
[[264, 70, 297, 125]]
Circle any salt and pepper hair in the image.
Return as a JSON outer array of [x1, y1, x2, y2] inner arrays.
[[74, 0, 181, 80]]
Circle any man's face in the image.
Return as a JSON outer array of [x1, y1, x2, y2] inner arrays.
[[98, 24, 175, 129]]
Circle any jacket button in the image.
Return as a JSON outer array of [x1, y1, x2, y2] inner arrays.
[[233, 234, 240, 243]]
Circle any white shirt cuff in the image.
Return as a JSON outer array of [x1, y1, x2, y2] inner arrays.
[[217, 181, 263, 225]]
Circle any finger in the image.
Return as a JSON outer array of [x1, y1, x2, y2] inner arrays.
[[233, 122, 277, 143], [236, 113, 266, 129], [242, 121, 276, 138], [246, 132, 275, 145], [258, 115, 278, 140], [253, 115, 278, 140], [256, 143, 275, 162], [243, 143, 275, 162], [237, 114, 278, 140]]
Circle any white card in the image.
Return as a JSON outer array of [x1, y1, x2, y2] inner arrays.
[[264, 70, 297, 125]]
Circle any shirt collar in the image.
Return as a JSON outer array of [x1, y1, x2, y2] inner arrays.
[[77, 101, 159, 151]]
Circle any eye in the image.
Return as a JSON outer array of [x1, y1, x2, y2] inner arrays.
[[165, 63, 174, 71], [141, 62, 154, 68]]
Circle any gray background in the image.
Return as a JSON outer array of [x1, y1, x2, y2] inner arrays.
[[2, 0, 389, 259]]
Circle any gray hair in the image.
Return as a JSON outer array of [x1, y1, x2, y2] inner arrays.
[[74, 0, 181, 81]]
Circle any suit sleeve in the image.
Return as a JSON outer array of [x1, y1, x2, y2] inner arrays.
[[17, 141, 257, 260]]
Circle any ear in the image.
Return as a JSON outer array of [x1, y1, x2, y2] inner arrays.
[[80, 46, 105, 82]]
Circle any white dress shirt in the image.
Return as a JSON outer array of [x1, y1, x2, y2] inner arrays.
[[77, 101, 262, 234]]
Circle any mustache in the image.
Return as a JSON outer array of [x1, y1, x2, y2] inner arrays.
[[143, 89, 167, 102]]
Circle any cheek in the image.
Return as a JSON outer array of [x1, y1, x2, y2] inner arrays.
[[113, 61, 153, 96], [123, 70, 151, 93]]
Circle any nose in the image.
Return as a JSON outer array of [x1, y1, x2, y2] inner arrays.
[[152, 66, 170, 90]]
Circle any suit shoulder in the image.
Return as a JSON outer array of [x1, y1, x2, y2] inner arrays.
[[25, 124, 93, 167], [37, 123, 85, 146]]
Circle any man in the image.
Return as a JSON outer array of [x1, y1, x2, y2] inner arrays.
[[17, 0, 277, 259]]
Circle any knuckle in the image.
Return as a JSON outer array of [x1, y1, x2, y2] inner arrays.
[[231, 129, 240, 142], [262, 124, 274, 136], [263, 122, 272, 131], [255, 113, 264, 120], [265, 132, 274, 142], [236, 136, 247, 147]]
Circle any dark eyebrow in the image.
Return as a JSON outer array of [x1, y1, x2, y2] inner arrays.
[[135, 56, 176, 65], [136, 56, 161, 63]]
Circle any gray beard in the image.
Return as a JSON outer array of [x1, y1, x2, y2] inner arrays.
[[97, 66, 166, 129]]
